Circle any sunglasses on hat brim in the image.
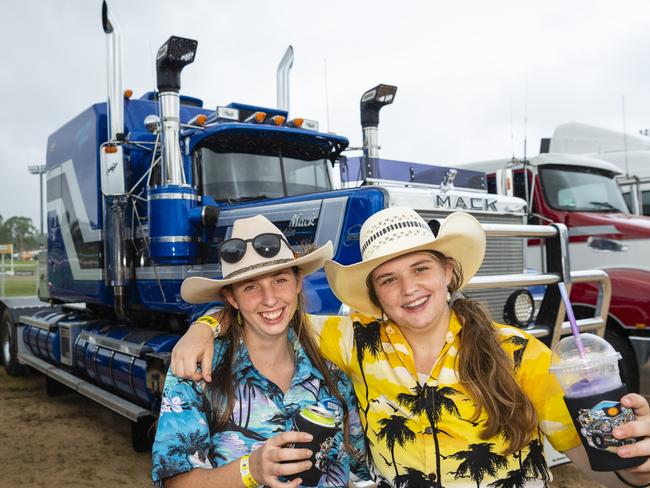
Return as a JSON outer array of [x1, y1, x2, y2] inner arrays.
[[219, 233, 293, 264]]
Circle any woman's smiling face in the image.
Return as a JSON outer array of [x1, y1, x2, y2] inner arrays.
[[370, 251, 452, 333], [223, 268, 302, 340]]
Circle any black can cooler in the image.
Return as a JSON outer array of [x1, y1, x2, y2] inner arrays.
[[564, 384, 647, 471], [284, 404, 338, 486]]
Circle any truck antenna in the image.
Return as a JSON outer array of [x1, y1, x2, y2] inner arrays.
[[522, 80, 530, 212], [324, 58, 331, 133], [149, 40, 158, 114], [509, 97, 514, 159], [622, 95, 630, 177]]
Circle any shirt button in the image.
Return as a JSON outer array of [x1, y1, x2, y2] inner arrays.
[[446, 332, 454, 343], [386, 326, 393, 333], [424, 427, 433, 435]]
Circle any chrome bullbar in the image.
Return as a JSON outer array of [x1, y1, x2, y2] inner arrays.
[[464, 222, 610, 349]]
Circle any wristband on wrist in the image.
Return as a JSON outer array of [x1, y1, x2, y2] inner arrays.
[[239, 454, 260, 488], [616, 471, 650, 488], [193, 315, 221, 337]]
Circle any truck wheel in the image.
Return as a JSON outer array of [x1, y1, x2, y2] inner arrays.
[[1, 310, 29, 376], [131, 416, 155, 452], [605, 325, 640, 393]]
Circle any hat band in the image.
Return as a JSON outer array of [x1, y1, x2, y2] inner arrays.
[[361, 219, 431, 255], [224, 258, 295, 279]]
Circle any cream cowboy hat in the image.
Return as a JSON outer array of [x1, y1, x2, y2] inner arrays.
[[181, 215, 333, 304], [324, 207, 486, 317]]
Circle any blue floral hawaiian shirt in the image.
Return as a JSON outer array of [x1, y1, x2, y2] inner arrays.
[[152, 330, 369, 487]]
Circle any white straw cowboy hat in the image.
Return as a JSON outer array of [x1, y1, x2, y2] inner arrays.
[[324, 207, 486, 317], [181, 215, 333, 304]]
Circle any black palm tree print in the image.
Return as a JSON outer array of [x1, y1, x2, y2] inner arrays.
[[449, 442, 508, 488], [242, 376, 257, 429], [487, 469, 529, 488], [377, 414, 416, 479], [503, 336, 529, 371], [166, 429, 211, 464], [397, 384, 460, 486], [522, 439, 549, 480], [394, 467, 435, 488], [352, 319, 382, 435]]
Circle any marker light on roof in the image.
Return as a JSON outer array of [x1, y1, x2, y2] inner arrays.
[[215, 106, 239, 121], [267, 115, 286, 126], [245, 111, 266, 123], [302, 119, 318, 131], [287, 118, 319, 131], [188, 114, 207, 127], [124, 89, 133, 99]]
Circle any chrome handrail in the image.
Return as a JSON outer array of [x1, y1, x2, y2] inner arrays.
[[465, 222, 610, 346]]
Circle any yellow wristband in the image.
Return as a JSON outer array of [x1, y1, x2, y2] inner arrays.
[[239, 454, 260, 488], [193, 315, 221, 337]]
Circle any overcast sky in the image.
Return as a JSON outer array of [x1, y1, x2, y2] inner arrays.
[[3, 0, 650, 228]]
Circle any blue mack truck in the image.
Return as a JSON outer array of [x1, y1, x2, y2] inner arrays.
[[0, 3, 611, 452]]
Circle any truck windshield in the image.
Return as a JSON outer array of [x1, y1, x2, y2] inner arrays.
[[539, 165, 629, 213], [198, 149, 332, 201]]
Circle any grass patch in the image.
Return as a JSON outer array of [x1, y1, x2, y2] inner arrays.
[[0, 275, 38, 296], [0, 260, 40, 296]]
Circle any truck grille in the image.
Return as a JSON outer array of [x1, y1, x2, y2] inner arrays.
[[417, 211, 525, 322]]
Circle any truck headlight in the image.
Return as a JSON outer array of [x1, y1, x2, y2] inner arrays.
[[503, 289, 534, 328]]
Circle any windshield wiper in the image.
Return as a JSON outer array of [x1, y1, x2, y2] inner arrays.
[[588, 201, 619, 211], [216, 195, 271, 204]]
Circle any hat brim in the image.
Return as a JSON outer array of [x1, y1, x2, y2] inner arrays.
[[324, 212, 485, 317], [181, 241, 334, 304]]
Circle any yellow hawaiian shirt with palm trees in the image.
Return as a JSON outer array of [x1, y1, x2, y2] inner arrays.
[[309, 311, 581, 487]]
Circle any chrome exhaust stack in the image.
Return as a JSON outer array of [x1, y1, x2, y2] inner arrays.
[[360, 84, 397, 158], [277, 46, 294, 113], [148, 36, 199, 265], [101, 0, 124, 141], [101, 1, 130, 319], [155, 36, 197, 185]]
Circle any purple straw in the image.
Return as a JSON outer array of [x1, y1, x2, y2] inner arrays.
[[558, 281, 587, 361]]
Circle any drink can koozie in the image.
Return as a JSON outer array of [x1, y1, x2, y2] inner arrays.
[[564, 384, 647, 471], [284, 404, 338, 486]]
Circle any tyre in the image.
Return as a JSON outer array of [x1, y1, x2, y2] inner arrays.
[[1, 309, 29, 376], [592, 434, 605, 449], [605, 325, 640, 394], [131, 416, 155, 452]]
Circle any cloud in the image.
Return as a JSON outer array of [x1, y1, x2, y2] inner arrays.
[[3, 0, 650, 225]]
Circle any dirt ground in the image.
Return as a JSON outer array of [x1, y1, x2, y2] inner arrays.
[[0, 369, 604, 488]]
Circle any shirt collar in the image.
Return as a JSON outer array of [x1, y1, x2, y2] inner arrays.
[[230, 328, 324, 382]]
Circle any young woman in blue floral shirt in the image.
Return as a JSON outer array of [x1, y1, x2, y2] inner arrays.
[[151, 215, 369, 488]]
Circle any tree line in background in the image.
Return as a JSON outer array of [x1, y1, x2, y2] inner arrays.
[[0, 215, 42, 253]]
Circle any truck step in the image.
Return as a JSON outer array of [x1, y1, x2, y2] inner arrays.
[[17, 352, 152, 421]]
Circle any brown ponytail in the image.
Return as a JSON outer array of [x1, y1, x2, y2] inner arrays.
[[446, 252, 537, 454]]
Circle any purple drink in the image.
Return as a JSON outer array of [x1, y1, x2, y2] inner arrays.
[[549, 334, 622, 399], [550, 334, 646, 470]]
